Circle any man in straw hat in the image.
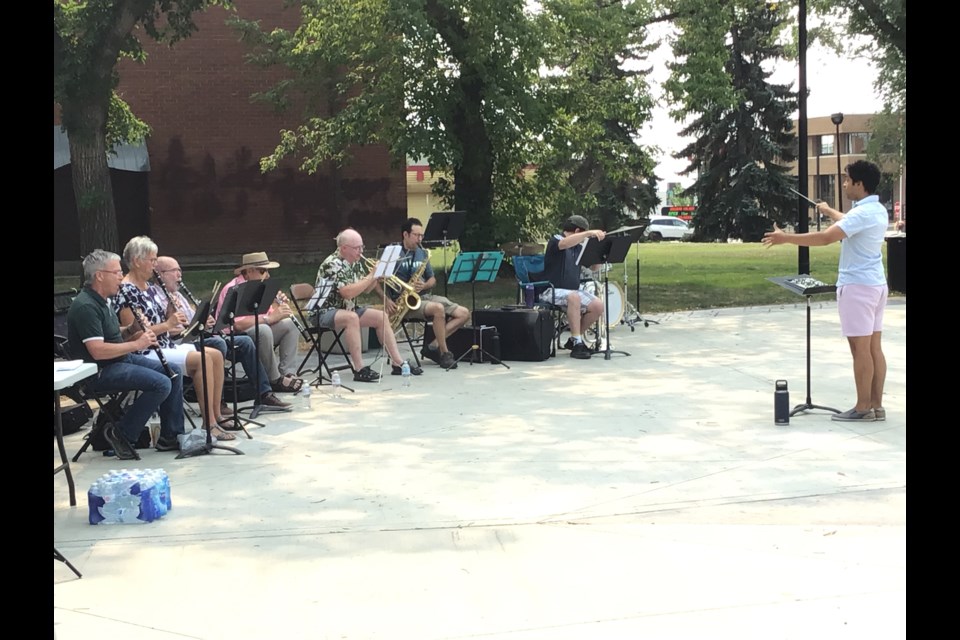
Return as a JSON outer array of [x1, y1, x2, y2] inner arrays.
[[217, 251, 304, 393]]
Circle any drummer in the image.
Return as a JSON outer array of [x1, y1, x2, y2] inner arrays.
[[541, 215, 606, 360]]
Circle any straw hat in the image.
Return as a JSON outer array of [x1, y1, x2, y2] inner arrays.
[[234, 251, 280, 275]]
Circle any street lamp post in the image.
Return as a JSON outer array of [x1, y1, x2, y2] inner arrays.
[[831, 112, 844, 212], [797, 0, 809, 275]]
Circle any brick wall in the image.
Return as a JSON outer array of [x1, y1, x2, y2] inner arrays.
[[113, 1, 406, 262]]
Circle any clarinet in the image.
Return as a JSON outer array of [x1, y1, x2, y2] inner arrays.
[[118, 287, 178, 379], [275, 291, 311, 342], [178, 279, 202, 307]]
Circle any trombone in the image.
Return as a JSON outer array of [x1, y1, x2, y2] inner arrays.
[[362, 255, 421, 311]]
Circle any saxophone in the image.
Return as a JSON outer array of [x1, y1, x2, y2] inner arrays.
[[389, 248, 430, 331]]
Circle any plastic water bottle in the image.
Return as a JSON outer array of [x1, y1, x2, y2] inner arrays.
[[330, 372, 341, 399], [401, 361, 411, 387], [302, 383, 313, 409]]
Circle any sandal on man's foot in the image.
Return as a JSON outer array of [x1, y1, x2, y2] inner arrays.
[[353, 366, 380, 382], [272, 373, 304, 393], [209, 426, 237, 441]]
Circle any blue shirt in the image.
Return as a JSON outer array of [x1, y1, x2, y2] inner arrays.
[[835, 194, 888, 287]]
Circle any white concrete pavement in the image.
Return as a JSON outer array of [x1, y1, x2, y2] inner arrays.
[[54, 298, 906, 639]]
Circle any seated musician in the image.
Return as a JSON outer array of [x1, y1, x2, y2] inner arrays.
[[541, 215, 606, 360], [151, 256, 291, 412], [383, 218, 470, 370], [216, 252, 304, 394], [315, 228, 423, 382], [117, 236, 235, 441], [67, 249, 185, 458]]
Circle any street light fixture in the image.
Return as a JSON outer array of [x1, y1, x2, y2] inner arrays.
[[830, 112, 844, 212]]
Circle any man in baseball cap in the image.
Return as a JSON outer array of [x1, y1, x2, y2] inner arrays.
[[540, 216, 606, 359]]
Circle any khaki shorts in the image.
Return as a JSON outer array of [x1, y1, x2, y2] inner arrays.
[[402, 294, 461, 321]]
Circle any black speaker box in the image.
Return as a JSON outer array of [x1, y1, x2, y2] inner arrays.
[[423, 324, 501, 364], [471, 309, 554, 361]]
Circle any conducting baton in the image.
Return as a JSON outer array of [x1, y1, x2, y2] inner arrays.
[[788, 187, 820, 207]]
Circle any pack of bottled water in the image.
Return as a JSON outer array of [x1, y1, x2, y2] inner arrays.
[[87, 468, 172, 525]]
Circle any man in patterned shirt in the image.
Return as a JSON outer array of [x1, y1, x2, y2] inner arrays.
[[315, 228, 422, 382]]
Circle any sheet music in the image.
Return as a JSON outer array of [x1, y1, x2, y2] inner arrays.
[[309, 279, 334, 311], [374, 244, 403, 279]]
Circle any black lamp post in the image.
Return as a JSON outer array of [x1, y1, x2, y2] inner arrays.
[[796, 0, 809, 275], [831, 112, 844, 212]]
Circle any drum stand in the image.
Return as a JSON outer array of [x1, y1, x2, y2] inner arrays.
[[596, 264, 629, 360], [622, 237, 658, 328]]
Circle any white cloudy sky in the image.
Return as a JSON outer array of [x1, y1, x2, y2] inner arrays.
[[641, 24, 884, 186]]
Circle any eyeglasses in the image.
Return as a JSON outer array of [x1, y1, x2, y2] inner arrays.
[[98, 269, 123, 277], [160, 268, 182, 274], [346, 244, 364, 251], [409, 232, 424, 238]]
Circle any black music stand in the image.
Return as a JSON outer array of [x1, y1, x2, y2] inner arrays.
[[767, 275, 841, 418], [228, 278, 281, 421], [178, 289, 244, 458], [422, 211, 467, 296], [448, 251, 510, 369], [579, 236, 633, 360]]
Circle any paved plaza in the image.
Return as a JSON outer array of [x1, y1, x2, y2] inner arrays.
[[54, 299, 906, 639]]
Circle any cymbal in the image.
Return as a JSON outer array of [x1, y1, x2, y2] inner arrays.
[[499, 242, 544, 257]]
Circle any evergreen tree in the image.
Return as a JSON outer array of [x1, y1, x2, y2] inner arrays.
[[666, 1, 797, 241]]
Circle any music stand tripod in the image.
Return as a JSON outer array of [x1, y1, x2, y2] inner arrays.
[[177, 300, 244, 459], [422, 211, 466, 296], [766, 275, 841, 417], [211, 287, 264, 438], [448, 250, 510, 369], [579, 236, 633, 360]]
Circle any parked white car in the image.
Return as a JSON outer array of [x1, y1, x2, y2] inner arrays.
[[644, 216, 694, 241]]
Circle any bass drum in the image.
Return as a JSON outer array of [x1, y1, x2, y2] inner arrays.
[[579, 281, 625, 327]]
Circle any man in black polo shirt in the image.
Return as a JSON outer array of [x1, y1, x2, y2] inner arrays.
[[67, 250, 185, 458], [541, 215, 606, 359]]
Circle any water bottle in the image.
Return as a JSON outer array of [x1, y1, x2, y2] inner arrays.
[[401, 361, 411, 387], [524, 284, 535, 308], [774, 380, 790, 425], [302, 383, 313, 409], [330, 372, 341, 399]]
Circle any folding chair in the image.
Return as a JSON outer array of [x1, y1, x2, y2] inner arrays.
[[289, 283, 355, 390], [512, 255, 566, 357], [397, 317, 426, 367], [54, 335, 140, 462]]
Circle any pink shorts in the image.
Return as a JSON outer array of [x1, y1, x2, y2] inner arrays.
[[836, 284, 888, 337]]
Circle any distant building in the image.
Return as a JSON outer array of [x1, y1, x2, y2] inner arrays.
[[789, 114, 906, 221]]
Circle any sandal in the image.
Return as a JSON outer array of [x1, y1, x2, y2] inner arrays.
[[209, 425, 236, 441], [353, 366, 380, 383], [271, 373, 304, 393]]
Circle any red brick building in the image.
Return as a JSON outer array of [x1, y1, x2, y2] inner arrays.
[[55, 1, 405, 264]]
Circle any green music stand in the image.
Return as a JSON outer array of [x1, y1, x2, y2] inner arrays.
[[448, 251, 509, 369]]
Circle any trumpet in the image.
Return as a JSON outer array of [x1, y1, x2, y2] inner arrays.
[[362, 255, 421, 312]]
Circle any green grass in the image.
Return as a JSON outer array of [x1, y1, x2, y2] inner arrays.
[[55, 242, 892, 314]]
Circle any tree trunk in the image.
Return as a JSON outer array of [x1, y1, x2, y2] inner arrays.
[[67, 103, 119, 255], [450, 79, 495, 250]]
